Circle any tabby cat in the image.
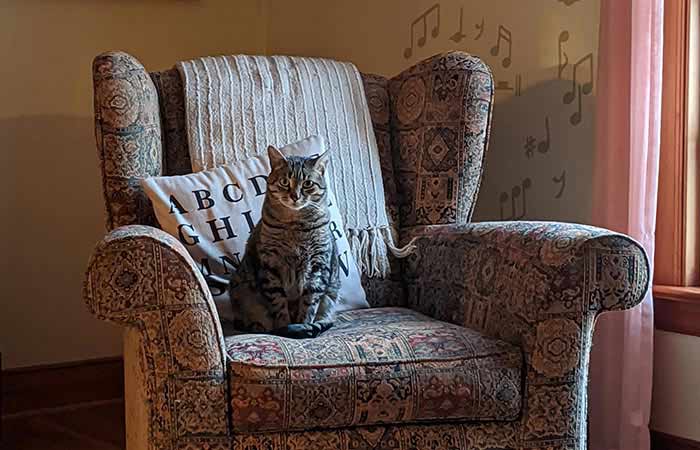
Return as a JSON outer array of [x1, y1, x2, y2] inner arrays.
[[228, 145, 340, 338]]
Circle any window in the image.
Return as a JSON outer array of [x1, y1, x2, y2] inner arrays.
[[654, 0, 700, 336]]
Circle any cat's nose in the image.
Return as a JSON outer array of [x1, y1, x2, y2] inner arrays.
[[290, 191, 300, 202]]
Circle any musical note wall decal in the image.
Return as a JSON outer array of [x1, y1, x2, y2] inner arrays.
[[552, 170, 567, 198], [524, 136, 536, 159], [450, 6, 466, 43], [490, 24, 513, 68], [558, 30, 569, 79], [499, 178, 532, 220], [390, 3, 598, 221], [495, 80, 514, 93], [404, 3, 441, 59], [570, 85, 583, 125], [499, 191, 510, 220], [525, 116, 550, 158], [495, 74, 523, 96], [563, 53, 593, 103], [538, 116, 550, 153], [475, 18, 485, 40]]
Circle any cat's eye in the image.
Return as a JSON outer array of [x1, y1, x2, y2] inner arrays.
[[302, 180, 314, 189], [278, 178, 290, 187]]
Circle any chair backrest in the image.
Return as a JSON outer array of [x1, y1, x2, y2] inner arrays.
[[92, 52, 402, 231], [93, 51, 493, 232]]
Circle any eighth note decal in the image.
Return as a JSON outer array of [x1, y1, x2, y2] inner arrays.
[[490, 24, 513, 68], [404, 3, 441, 59], [524, 116, 550, 158], [499, 178, 532, 220]]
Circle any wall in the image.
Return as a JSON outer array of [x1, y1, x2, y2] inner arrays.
[[651, 332, 700, 441], [0, 0, 267, 369], [267, 0, 600, 223]]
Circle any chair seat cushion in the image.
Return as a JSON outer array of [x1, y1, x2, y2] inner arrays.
[[225, 307, 523, 433]]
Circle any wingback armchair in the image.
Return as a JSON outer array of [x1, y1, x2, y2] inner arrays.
[[84, 51, 649, 450]]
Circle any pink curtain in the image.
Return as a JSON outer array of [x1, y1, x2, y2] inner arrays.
[[589, 1, 663, 450]]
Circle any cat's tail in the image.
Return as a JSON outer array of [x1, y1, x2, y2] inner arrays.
[[347, 227, 418, 278]]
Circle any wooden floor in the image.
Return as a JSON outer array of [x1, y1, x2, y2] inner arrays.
[[1, 401, 125, 450]]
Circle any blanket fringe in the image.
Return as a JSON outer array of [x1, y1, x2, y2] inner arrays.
[[347, 227, 418, 278]]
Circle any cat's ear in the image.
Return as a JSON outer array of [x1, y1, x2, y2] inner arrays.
[[310, 151, 330, 175], [268, 145, 287, 170]]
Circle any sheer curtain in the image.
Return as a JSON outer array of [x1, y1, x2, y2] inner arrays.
[[589, 1, 663, 450]]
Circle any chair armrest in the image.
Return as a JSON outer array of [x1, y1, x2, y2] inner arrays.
[[402, 221, 649, 447], [83, 225, 230, 445], [403, 221, 649, 341]]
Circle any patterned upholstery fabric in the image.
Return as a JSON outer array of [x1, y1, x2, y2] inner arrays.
[[150, 68, 192, 176], [229, 421, 519, 450], [93, 52, 162, 229], [226, 307, 522, 433], [360, 73, 406, 308], [83, 225, 230, 449], [389, 53, 493, 227], [403, 221, 649, 449], [85, 51, 650, 450]]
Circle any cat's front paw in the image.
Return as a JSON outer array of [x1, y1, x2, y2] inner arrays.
[[271, 321, 333, 339]]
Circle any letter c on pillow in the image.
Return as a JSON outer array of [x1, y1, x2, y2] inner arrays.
[[223, 183, 244, 203]]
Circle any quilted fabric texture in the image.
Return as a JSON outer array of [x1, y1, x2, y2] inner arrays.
[[226, 307, 522, 433], [86, 51, 650, 450]]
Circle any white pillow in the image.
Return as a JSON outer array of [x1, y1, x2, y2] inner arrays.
[[141, 136, 368, 323]]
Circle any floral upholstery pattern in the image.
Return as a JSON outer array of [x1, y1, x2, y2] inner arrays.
[[226, 307, 522, 433], [402, 221, 649, 449], [389, 53, 493, 227], [83, 225, 230, 449], [93, 52, 162, 229], [360, 73, 406, 308], [230, 421, 520, 450], [150, 68, 192, 176], [85, 51, 650, 450]]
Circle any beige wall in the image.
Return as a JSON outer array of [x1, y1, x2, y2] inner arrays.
[[651, 331, 700, 441], [0, 0, 267, 369], [268, 0, 600, 223]]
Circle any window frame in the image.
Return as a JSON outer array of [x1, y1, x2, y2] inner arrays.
[[654, 0, 700, 337]]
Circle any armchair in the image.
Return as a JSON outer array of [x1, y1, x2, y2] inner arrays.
[[84, 51, 648, 450]]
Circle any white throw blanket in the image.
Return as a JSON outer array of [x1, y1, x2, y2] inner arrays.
[[177, 55, 414, 277]]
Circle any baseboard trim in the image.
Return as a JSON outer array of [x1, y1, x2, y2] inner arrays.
[[652, 430, 700, 450], [1, 356, 124, 416]]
